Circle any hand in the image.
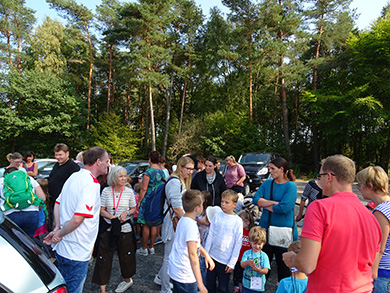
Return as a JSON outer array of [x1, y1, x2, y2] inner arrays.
[[198, 284, 208, 293], [296, 214, 302, 222], [225, 266, 233, 273], [119, 211, 127, 222], [205, 255, 215, 271], [282, 251, 296, 268], [43, 228, 62, 245], [251, 262, 263, 273]]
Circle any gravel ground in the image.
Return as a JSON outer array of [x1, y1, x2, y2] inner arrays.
[[82, 181, 365, 293]]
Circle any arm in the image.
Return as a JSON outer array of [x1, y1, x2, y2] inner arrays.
[[241, 259, 255, 269], [283, 237, 321, 275], [296, 199, 306, 221], [166, 178, 185, 219], [188, 241, 207, 293], [100, 206, 116, 220], [253, 181, 278, 208], [34, 185, 46, 201], [137, 174, 150, 205], [372, 211, 390, 278], [235, 164, 246, 186], [27, 163, 38, 177], [227, 219, 243, 270], [200, 245, 215, 271]]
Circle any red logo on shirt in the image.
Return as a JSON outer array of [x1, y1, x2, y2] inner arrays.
[[86, 205, 93, 211]]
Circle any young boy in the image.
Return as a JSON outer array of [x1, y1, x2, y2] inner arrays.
[[277, 241, 308, 293], [241, 226, 270, 293], [168, 190, 215, 293], [205, 189, 243, 293]]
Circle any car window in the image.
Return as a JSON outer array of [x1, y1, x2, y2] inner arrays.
[[239, 153, 271, 164]]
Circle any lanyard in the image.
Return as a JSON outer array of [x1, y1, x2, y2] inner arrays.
[[112, 186, 124, 215]]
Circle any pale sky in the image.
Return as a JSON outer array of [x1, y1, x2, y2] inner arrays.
[[25, 0, 389, 30]]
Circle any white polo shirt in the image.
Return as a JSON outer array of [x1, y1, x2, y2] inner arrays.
[[53, 169, 101, 261]]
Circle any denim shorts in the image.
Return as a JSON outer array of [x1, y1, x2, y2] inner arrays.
[[373, 277, 390, 293], [55, 252, 89, 293]]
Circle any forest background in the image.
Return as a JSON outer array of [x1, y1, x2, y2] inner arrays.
[[1, 0, 390, 175]]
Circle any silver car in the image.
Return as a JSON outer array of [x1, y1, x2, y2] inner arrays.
[[0, 211, 67, 292]]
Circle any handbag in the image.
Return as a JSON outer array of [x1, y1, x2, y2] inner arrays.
[[267, 180, 294, 248]]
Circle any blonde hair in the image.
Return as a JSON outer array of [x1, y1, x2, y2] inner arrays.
[[321, 155, 356, 184], [225, 155, 236, 163], [249, 226, 266, 245], [221, 189, 239, 203], [6, 152, 22, 162], [171, 156, 194, 190], [356, 166, 389, 195]]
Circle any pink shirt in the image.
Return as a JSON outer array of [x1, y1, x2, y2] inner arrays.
[[225, 163, 246, 188], [301, 192, 381, 293]]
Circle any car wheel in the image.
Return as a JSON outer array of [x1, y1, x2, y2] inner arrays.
[[244, 183, 251, 196]]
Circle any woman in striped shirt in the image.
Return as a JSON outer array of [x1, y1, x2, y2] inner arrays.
[[357, 166, 390, 293]]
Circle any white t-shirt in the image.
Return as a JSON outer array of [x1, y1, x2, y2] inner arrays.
[[53, 169, 101, 262], [101, 186, 136, 233], [204, 211, 243, 269], [168, 216, 200, 283]]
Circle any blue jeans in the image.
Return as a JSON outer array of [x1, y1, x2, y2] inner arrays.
[[55, 252, 89, 293], [373, 277, 390, 293], [7, 211, 39, 238], [171, 279, 197, 293], [206, 259, 231, 293], [199, 255, 207, 285]]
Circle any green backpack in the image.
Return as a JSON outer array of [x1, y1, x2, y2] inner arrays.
[[2, 170, 47, 218]]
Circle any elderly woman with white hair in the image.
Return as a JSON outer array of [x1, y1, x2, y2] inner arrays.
[[92, 166, 137, 293]]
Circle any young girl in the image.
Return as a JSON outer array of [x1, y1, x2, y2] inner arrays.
[[234, 210, 255, 293], [241, 226, 270, 293], [132, 182, 142, 241], [197, 190, 212, 243]]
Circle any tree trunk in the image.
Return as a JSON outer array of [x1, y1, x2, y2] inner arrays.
[[178, 77, 187, 136], [107, 43, 113, 113], [148, 81, 156, 151], [249, 62, 253, 120], [86, 22, 93, 130], [162, 74, 173, 156]]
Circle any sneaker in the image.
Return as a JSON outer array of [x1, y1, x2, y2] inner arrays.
[[154, 237, 163, 245], [148, 247, 155, 255], [154, 274, 173, 289], [115, 279, 133, 292], [136, 247, 148, 256], [233, 286, 240, 293]]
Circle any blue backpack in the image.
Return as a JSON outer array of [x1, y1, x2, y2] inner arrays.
[[143, 177, 180, 227]]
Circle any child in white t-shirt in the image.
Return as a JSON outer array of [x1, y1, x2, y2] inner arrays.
[[205, 189, 243, 293], [168, 190, 215, 293], [241, 226, 270, 293]]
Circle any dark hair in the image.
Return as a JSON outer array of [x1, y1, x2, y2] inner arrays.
[[201, 190, 212, 210], [23, 150, 35, 161], [270, 157, 296, 182], [83, 146, 107, 166], [205, 155, 218, 165], [149, 150, 160, 164], [54, 143, 68, 153], [197, 156, 205, 164]]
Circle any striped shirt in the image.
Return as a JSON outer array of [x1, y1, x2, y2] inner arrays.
[[101, 186, 136, 233], [374, 201, 390, 272]]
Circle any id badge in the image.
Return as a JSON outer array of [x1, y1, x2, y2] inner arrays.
[[250, 276, 263, 290]]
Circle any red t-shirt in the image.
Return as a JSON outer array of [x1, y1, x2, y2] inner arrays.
[[238, 228, 251, 261], [301, 192, 381, 293]]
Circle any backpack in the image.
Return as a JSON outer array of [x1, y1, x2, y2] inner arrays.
[[1, 170, 47, 218], [143, 176, 180, 227]]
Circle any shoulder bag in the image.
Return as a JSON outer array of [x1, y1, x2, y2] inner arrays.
[[267, 180, 294, 248]]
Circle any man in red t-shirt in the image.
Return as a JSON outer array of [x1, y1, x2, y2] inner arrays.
[[283, 155, 382, 293]]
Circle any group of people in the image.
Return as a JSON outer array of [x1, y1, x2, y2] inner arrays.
[[1, 147, 389, 293]]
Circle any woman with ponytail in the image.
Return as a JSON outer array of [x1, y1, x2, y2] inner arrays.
[[252, 157, 298, 282]]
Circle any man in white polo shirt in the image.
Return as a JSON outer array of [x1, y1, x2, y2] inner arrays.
[[44, 146, 110, 293]]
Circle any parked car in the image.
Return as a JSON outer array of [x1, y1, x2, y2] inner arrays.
[[238, 152, 279, 195], [116, 160, 150, 186], [217, 159, 228, 176], [35, 160, 58, 179], [0, 210, 67, 292]]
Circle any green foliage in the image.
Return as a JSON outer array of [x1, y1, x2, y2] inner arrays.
[[88, 112, 141, 162]]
